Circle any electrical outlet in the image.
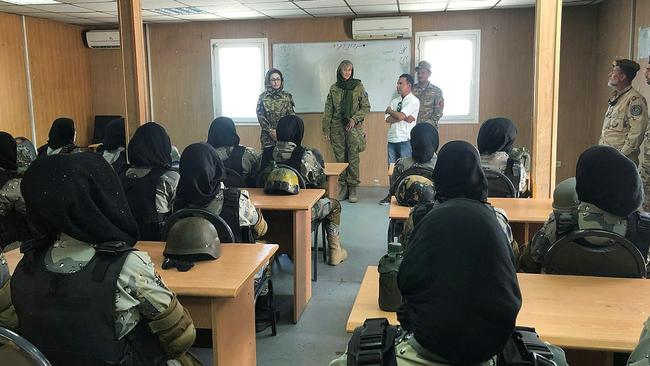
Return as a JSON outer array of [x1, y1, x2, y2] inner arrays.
[[556, 161, 562, 168]]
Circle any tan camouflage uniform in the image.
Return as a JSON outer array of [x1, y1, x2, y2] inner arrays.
[[124, 168, 180, 215], [0, 172, 27, 250], [214, 145, 260, 179], [412, 82, 444, 128], [480, 147, 530, 194], [322, 83, 370, 188], [519, 202, 629, 273], [256, 91, 295, 148], [599, 85, 648, 165], [389, 155, 437, 188], [629, 317, 650, 366]]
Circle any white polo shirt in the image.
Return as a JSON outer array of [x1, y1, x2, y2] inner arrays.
[[385, 92, 420, 143]]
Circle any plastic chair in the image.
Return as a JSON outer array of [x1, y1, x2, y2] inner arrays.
[[484, 168, 518, 198], [0, 327, 51, 366]]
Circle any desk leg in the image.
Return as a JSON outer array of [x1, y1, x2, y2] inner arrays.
[[327, 175, 337, 200], [293, 209, 312, 323], [211, 277, 256, 366]]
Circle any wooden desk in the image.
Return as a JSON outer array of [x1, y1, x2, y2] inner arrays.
[[347, 266, 649, 354], [88, 143, 102, 151], [247, 187, 324, 322], [324, 162, 348, 199], [5, 242, 278, 366]]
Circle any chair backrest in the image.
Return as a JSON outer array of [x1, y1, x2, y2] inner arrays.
[[484, 168, 518, 198], [276, 164, 307, 189], [542, 229, 647, 278], [0, 327, 51, 366], [92, 115, 122, 144], [163, 208, 235, 243], [223, 167, 246, 188], [390, 165, 435, 195]]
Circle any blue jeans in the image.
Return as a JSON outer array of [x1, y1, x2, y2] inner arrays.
[[387, 141, 412, 164]]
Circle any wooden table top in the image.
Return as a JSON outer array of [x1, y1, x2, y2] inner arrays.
[[247, 188, 324, 211], [5, 242, 278, 299], [389, 197, 552, 223], [347, 266, 650, 352], [324, 162, 348, 175]]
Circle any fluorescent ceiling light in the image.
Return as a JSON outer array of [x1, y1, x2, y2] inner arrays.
[[152, 7, 206, 15], [3, 0, 60, 4]]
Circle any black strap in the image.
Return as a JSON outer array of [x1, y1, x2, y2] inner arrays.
[[498, 326, 554, 366], [223, 145, 246, 174], [347, 318, 398, 366], [554, 210, 578, 236], [221, 188, 243, 242]]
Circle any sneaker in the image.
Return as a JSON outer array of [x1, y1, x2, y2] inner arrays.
[[378, 195, 391, 205]]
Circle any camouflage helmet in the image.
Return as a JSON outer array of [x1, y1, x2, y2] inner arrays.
[[553, 177, 579, 211], [396, 175, 435, 207], [264, 167, 300, 195], [14, 137, 36, 174], [164, 216, 221, 262]]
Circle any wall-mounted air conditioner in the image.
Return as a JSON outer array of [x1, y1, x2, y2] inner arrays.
[[352, 16, 412, 40]]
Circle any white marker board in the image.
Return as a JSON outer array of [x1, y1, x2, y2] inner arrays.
[[273, 40, 411, 113]]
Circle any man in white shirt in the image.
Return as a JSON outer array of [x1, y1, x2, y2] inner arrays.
[[379, 73, 420, 205]]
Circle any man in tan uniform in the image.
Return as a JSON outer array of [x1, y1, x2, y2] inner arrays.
[[599, 59, 648, 165], [412, 61, 444, 128]]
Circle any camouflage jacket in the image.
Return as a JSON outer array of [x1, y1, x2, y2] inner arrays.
[[321, 82, 371, 136], [390, 154, 437, 188], [257, 90, 295, 147], [629, 317, 650, 366], [0, 252, 15, 330], [272, 142, 326, 188], [480, 148, 530, 194], [519, 202, 629, 273], [0, 176, 25, 218], [124, 168, 179, 214], [215, 145, 260, 177], [412, 82, 444, 128], [599, 86, 648, 163]]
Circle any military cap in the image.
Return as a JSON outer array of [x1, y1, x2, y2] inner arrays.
[[415, 60, 431, 72], [613, 59, 640, 81]]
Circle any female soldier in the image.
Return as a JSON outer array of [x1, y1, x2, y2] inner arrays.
[[322, 60, 370, 203], [256, 68, 295, 149], [207, 116, 260, 186], [99, 118, 128, 175], [36, 117, 81, 158]]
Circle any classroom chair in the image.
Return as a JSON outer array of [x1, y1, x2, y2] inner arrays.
[[0, 327, 51, 366], [484, 168, 518, 198]]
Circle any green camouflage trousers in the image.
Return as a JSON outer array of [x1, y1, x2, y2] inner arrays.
[[329, 121, 366, 187]]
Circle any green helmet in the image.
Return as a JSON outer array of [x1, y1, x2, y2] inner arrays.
[[395, 175, 435, 207], [164, 216, 221, 261], [264, 167, 300, 195], [553, 177, 579, 211]]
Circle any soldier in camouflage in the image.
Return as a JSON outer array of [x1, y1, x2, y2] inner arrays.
[[207, 116, 260, 186], [0, 132, 31, 251], [322, 60, 371, 203], [636, 58, 650, 211], [256, 68, 295, 148], [412, 61, 444, 128]]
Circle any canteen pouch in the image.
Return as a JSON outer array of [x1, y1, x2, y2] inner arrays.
[[347, 318, 398, 366], [378, 242, 403, 312], [498, 326, 556, 366]]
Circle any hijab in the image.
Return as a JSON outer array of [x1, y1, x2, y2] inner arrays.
[[264, 68, 284, 96], [276, 115, 305, 146], [175, 143, 224, 209], [102, 118, 126, 151], [207, 117, 240, 149], [410, 123, 439, 163], [0, 132, 17, 171], [433, 140, 488, 202], [398, 198, 521, 365], [21, 152, 139, 246], [477, 117, 517, 155], [336, 60, 361, 121], [127, 122, 172, 169], [47, 117, 75, 149], [576, 145, 643, 217]]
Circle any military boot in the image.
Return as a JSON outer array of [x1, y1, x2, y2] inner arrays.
[[327, 235, 348, 265], [348, 186, 358, 203], [338, 183, 348, 201]]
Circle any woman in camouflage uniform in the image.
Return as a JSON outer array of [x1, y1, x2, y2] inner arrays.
[[256, 68, 295, 149], [321, 60, 371, 203], [36, 117, 83, 158]]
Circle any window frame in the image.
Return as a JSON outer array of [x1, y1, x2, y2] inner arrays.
[[210, 38, 269, 125], [414, 29, 481, 124]]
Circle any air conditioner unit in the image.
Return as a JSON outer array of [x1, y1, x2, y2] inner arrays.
[[83, 30, 120, 49], [352, 16, 412, 40]]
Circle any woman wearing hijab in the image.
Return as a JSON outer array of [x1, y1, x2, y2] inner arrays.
[[36, 117, 80, 158], [0, 132, 31, 250], [321, 60, 371, 203], [260, 115, 347, 265], [520, 145, 649, 273], [99, 118, 128, 175], [120, 122, 179, 241], [477, 117, 530, 196], [207, 116, 260, 186], [256, 68, 295, 148], [0, 152, 200, 365]]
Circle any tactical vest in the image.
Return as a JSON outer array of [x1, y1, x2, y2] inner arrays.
[[223, 145, 246, 175], [36, 143, 79, 158], [111, 150, 129, 177], [121, 168, 168, 241], [219, 188, 253, 243], [11, 241, 166, 366], [259, 145, 305, 174], [0, 172, 31, 250]]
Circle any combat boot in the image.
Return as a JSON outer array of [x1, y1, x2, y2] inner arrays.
[[348, 186, 358, 203], [328, 235, 348, 265], [338, 183, 348, 201]]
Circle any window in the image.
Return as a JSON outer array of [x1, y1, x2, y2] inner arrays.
[[415, 30, 481, 124], [211, 38, 269, 124]]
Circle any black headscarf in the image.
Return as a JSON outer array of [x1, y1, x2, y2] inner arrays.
[[47, 117, 75, 149], [0, 132, 17, 171], [21, 152, 139, 246], [102, 118, 126, 151], [410, 123, 439, 163], [576, 145, 643, 217], [277, 115, 304, 146], [398, 198, 521, 365], [264, 68, 284, 95], [207, 117, 240, 149], [127, 122, 172, 169], [176, 143, 224, 209], [433, 140, 488, 202], [477, 117, 517, 155]]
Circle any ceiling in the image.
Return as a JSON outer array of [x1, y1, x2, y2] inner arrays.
[[0, 0, 602, 25]]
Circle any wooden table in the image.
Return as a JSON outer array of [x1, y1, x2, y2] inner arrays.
[[5, 242, 278, 366], [87, 143, 102, 151], [347, 266, 649, 355], [247, 187, 324, 322], [324, 162, 348, 199]]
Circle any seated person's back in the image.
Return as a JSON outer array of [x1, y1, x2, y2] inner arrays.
[[207, 117, 260, 187], [390, 123, 439, 189], [36, 117, 82, 157], [99, 118, 128, 176], [0, 132, 31, 250]]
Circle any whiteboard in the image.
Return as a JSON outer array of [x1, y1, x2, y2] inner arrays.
[[273, 40, 411, 113]]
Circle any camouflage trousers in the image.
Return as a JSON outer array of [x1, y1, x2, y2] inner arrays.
[[313, 198, 341, 238], [641, 166, 650, 211], [329, 120, 366, 187]]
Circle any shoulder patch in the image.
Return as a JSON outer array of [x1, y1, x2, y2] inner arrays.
[[631, 104, 643, 117]]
